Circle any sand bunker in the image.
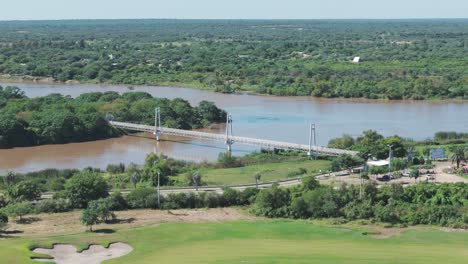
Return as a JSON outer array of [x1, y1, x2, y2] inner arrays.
[[32, 242, 133, 264]]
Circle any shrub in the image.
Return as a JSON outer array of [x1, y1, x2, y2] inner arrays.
[[343, 200, 374, 220], [238, 188, 259, 205], [126, 188, 159, 209], [0, 211, 8, 229], [107, 192, 128, 211], [35, 198, 72, 213], [203, 192, 223, 208], [251, 184, 290, 218], [222, 188, 240, 206]]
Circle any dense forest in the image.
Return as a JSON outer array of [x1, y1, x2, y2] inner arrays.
[[0, 19, 467, 100], [0, 85, 226, 148]]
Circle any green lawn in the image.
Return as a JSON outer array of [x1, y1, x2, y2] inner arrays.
[[1, 220, 467, 263], [174, 159, 331, 186]]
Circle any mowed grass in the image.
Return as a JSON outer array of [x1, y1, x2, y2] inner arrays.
[[174, 159, 331, 186], [1, 220, 467, 264]]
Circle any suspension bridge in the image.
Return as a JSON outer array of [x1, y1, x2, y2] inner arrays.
[[108, 108, 358, 157]]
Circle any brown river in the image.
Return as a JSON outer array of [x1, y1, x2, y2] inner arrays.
[[1, 82, 467, 173]]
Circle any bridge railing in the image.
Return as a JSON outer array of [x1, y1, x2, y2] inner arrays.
[[109, 121, 359, 156]]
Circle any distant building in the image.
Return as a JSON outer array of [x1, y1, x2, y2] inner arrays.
[[352, 57, 360, 63], [367, 160, 389, 167]]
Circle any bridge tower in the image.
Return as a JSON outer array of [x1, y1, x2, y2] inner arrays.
[[307, 122, 317, 159], [225, 114, 233, 151], [154, 107, 162, 141]]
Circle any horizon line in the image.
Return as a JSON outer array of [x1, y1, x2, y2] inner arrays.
[[1, 17, 468, 22]]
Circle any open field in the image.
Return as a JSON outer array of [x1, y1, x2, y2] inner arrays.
[[174, 159, 331, 186], [0, 209, 467, 264]]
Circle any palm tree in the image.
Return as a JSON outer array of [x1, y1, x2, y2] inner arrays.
[[254, 173, 261, 189], [409, 168, 420, 183], [130, 172, 141, 189], [3, 171, 16, 186], [450, 147, 468, 168], [191, 171, 202, 191]]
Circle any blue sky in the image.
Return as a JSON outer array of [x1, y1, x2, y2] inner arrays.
[[1, 0, 467, 20]]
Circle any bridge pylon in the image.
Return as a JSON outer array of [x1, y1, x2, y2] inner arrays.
[[154, 107, 162, 141], [307, 122, 317, 159], [225, 114, 233, 151]]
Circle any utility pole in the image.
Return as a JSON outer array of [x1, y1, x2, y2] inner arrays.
[[388, 144, 393, 173], [157, 171, 160, 208]]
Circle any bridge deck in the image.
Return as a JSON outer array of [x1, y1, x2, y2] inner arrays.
[[109, 121, 358, 156]]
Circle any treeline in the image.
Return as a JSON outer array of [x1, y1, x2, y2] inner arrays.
[[0, 20, 466, 100], [252, 178, 468, 228], [0, 86, 226, 148], [328, 130, 407, 160], [0, 150, 302, 194], [1, 170, 466, 230], [0, 169, 259, 229]]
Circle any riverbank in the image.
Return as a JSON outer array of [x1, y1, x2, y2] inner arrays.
[[2, 75, 467, 104]]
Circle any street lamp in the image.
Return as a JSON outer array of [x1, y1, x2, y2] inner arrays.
[[387, 144, 394, 173], [157, 171, 160, 208], [153, 160, 161, 209], [360, 154, 371, 199]]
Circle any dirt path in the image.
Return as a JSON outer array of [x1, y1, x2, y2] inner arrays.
[[6, 208, 255, 237]]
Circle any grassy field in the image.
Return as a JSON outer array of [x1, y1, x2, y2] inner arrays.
[[174, 159, 331, 186], [1, 219, 467, 264]]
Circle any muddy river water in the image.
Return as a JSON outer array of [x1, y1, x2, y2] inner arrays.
[[1, 82, 467, 173]]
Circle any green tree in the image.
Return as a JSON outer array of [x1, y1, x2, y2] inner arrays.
[[328, 135, 355, 149], [64, 171, 109, 208], [0, 115, 33, 148], [450, 147, 467, 168], [409, 168, 420, 183], [3, 202, 34, 221], [81, 206, 99, 232], [87, 198, 116, 223], [6, 180, 41, 202]]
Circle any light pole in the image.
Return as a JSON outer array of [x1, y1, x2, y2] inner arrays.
[[153, 159, 161, 209], [307, 123, 316, 159], [360, 154, 371, 199], [388, 144, 393, 173], [157, 171, 160, 208]]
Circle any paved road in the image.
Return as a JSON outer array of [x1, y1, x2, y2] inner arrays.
[[40, 175, 310, 199], [40, 168, 361, 199]]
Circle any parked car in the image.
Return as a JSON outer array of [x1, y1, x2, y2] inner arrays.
[[377, 175, 391, 182]]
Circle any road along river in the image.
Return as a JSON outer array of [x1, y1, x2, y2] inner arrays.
[[1, 82, 467, 173]]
